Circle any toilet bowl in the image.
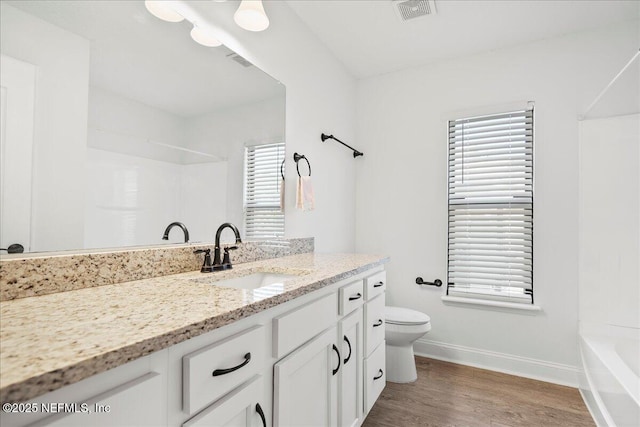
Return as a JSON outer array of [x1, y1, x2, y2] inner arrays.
[[384, 306, 431, 383]]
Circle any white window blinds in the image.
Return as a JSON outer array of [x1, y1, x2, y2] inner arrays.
[[244, 143, 285, 240], [447, 108, 534, 304]]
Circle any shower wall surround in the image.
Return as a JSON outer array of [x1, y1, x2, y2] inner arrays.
[[0, 238, 313, 301]]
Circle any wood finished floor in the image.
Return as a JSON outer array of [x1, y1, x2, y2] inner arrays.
[[363, 357, 595, 427]]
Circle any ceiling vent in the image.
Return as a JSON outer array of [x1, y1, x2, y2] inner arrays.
[[392, 0, 436, 22], [226, 52, 252, 67]]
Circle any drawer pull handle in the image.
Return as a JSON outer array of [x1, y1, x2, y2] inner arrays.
[[373, 281, 384, 288], [256, 403, 266, 427], [373, 369, 384, 380], [332, 344, 341, 375], [212, 352, 251, 376], [373, 319, 383, 327], [348, 293, 362, 301], [343, 335, 352, 365]]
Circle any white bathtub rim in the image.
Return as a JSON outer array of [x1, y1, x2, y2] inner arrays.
[[580, 333, 640, 407], [580, 344, 617, 427]]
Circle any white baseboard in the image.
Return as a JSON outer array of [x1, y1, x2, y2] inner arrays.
[[414, 338, 581, 387]]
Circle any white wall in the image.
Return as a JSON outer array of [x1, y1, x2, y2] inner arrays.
[[88, 87, 186, 164], [0, 3, 90, 252], [186, 1, 358, 252], [84, 148, 227, 249], [0, 55, 36, 253], [180, 161, 228, 245], [185, 96, 285, 236], [579, 114, 639, 332], [355, 21, 639, 384], [86, 87, 232, 248], [87, 87, 282, 246], [85, 148, 182, 248]]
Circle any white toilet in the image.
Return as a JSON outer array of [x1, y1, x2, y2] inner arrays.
[[384, 306, 431, 383]]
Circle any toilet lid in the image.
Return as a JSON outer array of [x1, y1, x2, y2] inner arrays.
[[385, 306, 430, 325]]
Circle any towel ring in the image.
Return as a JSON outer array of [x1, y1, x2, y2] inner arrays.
[[280, 159, 285, 180], [293, 152, 311, 177]]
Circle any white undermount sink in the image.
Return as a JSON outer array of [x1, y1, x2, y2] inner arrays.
[[195, 272, 299, 290]]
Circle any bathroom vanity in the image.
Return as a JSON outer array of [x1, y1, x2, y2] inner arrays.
[[0, 251, 388, 427]]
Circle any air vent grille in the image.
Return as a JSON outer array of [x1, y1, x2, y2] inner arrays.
[[226, 52, 252, 67], [392, 0, 436, 22]]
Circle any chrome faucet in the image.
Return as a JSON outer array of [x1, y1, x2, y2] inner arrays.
[[213, 222, 242, 271], [162, 222, 190, 243]]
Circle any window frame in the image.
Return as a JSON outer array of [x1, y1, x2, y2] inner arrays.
[[243, 142, 285, 240], [445, 105, 535, 305]]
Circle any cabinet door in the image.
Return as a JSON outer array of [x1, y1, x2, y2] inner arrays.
[[32, 372, 164, 427], [364, 341, 386, 415], [273, 327, 338, 427], [364, 293, 385, 356], [183, 375, 267, 427], [339, 309, 363, 427]]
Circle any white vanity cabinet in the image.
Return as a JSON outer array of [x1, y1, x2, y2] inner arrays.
[[2, 266, 387, 427], [272, 271, 380, 427]]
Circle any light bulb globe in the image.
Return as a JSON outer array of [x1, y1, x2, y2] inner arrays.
[[190, 25, 222, 47], [234, 0, 270, 32], [144, 1, 184, 23]]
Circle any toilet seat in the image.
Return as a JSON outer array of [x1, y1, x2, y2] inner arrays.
[[385, 306, 430, 326]]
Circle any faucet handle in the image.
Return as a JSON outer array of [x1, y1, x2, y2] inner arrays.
[[193, 249, 213, 273], [221, 246, 238, 268]]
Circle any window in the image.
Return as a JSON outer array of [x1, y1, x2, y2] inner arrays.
[[447, 107, 534, 304], [244, 142, 285, 240]]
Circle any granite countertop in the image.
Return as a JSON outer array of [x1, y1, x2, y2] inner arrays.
[[0, 252, 388, 403]]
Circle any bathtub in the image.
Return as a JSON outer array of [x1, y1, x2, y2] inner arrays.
[[580, 333, 640, 426]]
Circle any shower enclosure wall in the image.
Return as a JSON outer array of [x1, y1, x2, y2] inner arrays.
[[578, 49, 639, 427]]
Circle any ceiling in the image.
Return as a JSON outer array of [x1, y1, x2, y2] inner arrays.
[[286, 0, 640, 79], [6, 0, 283, 117]]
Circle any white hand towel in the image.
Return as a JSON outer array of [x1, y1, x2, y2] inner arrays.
[[280, 177, 285, 212], [296, 176, 315, 211]]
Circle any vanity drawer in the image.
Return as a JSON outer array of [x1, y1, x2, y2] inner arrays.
[[273, 292, 337, 358], [183, 325, 266, 415], [365, 293, 385, 356], [339, 280, 364, 315], [364, 271, 386, 300], [364, 340, 386, 415]]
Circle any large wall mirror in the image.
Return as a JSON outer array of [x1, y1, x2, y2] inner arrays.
[[0, 0, 285, 254]]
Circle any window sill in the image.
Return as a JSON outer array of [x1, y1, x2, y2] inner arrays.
[[441, 296, 542, 315]]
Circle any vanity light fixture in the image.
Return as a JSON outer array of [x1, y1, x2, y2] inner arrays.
[[190, 24, 223, 47], [234, 0, 270, 32], [145, 1, 223, 48], [144, 0, 184, 23]]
